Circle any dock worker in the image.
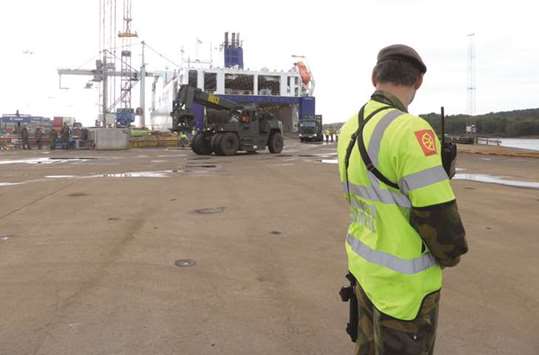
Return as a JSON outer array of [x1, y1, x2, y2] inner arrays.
[[178, 131, 189, 148], [329, 127, 335, 143], [337, 44, 468, 355]]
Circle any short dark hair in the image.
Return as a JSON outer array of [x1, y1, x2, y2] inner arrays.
[[373, 59, 421, 86]]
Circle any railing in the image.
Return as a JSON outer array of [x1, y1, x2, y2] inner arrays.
[[477, 137, 501, 146]]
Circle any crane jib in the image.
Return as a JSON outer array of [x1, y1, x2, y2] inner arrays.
[[207, 95, 221, 105]]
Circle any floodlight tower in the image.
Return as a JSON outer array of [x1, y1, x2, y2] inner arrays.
[[467, 33, 476, 116]]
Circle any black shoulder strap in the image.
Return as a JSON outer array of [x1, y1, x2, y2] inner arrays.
[[356, 106, 400, 190]]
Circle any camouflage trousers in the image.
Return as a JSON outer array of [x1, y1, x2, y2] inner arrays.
[[353, 283, 440, 355]]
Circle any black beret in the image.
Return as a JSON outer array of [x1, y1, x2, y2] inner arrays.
[[377, 44, 427, 74]]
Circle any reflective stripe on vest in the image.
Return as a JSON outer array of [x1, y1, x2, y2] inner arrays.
[[346, 234, 436, 274], [399, 165, 448, 194], [343, 180, 411, 208], [345, 108, 438, 273], [342, 109, 412, 208], [367, 110, 403, 166]]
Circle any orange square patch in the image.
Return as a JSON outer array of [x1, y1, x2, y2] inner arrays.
[[415, 129, 437, 156]]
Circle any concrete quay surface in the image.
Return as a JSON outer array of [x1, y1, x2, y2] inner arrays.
[[0, 141, 537, 355]]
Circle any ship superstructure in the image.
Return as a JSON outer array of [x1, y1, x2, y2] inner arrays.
[[149, 33, 316, 132]]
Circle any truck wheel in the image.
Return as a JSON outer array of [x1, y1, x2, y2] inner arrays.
[[268, 132, 284, 153], [219, 132, 239, 156], [192, 133, 212, 155], [211, 134, 223, 155]]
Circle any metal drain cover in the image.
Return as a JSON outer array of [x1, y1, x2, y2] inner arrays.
[[186, 164, 217, 169], [68, 192, 88, 197], [189, 157, 212, 161], [175, 259, 196, 268], [194, 207, 225, 215]]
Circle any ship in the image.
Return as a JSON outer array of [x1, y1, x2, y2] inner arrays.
[[148, 32, 317, 133]]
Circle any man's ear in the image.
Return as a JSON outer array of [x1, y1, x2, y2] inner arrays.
[[415, 74, 423, 90], [372, 70, 378, 87]]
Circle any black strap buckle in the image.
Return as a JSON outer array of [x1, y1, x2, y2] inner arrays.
[[340, 286, 354, 302]]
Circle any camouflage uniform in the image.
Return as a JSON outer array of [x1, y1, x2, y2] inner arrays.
[[21, 126, 31, 150], [35, 128, 43, 150], [49, 130, 58, 150], [352, 199, 466, 355], [354, 283, 440, 355]]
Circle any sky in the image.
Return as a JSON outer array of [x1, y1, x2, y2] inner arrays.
[[1, 0, 538, 126]]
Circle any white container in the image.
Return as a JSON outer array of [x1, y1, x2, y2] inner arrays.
[[89, 128, 129, 150]]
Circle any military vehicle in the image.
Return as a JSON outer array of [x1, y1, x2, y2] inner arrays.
[[299, 114, 323, 142], [171, 85, 283, 156]]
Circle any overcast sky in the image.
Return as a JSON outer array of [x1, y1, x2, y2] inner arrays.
[[1, 0, 537, 126]]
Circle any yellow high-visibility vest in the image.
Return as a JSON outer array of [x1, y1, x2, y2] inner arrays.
[[337, 99, 455, 320]]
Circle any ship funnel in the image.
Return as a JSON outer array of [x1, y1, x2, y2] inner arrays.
[[224, 32, 244, 69]]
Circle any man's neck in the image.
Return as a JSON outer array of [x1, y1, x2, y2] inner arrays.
[[374, 84, 413, 111]]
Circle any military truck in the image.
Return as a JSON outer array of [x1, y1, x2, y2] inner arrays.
[[299, 114, 323, 142], [171, 85, 284, 156]]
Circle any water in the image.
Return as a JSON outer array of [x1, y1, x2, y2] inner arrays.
[[0, 158, 90, 165], [1, 170, 176, 188], [499, 138, 539, 151], [0, 182, 22, 187], [47, 170, 176, 179], [99, 171, 173, 178], [321, 159, 338, 165], [454, 173, 539, 189]]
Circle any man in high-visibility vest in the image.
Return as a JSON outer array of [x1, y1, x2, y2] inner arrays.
[[337, 44, 468, 355]]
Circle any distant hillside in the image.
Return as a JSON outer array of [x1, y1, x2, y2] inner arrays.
[[421, 108, 539, 137], [325, 108, 539, 137]]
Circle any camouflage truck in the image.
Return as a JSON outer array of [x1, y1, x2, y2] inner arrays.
[[171, 85, 283, 156]]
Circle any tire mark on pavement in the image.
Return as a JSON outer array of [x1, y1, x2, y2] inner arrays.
[[30, 214, 146, 355], [0, 182, 75, 221]]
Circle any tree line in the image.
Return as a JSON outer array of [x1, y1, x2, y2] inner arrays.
[[421, 108, 539, 137]]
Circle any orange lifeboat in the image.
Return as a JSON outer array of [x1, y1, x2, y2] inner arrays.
[[295, 61, 312, 86]]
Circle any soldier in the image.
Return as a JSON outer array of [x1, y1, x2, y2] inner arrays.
[[49, 129, 58, 150], [35, 127, 43, 150], [80, 128, 89, 148], [21, 125, 31, 150], [60, 123, 70, 150], [337, 45, 468, 354]]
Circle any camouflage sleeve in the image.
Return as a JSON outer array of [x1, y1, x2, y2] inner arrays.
[[410, 200, 468, 267]]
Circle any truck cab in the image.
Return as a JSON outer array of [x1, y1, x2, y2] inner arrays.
[[299, 114, 323, 142]]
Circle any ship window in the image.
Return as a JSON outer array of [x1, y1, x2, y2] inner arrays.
[[188, 70, 198, 88], [225, 74, 254, 95], [204, 73, 217, 93], [259, 75, 280, 96]]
